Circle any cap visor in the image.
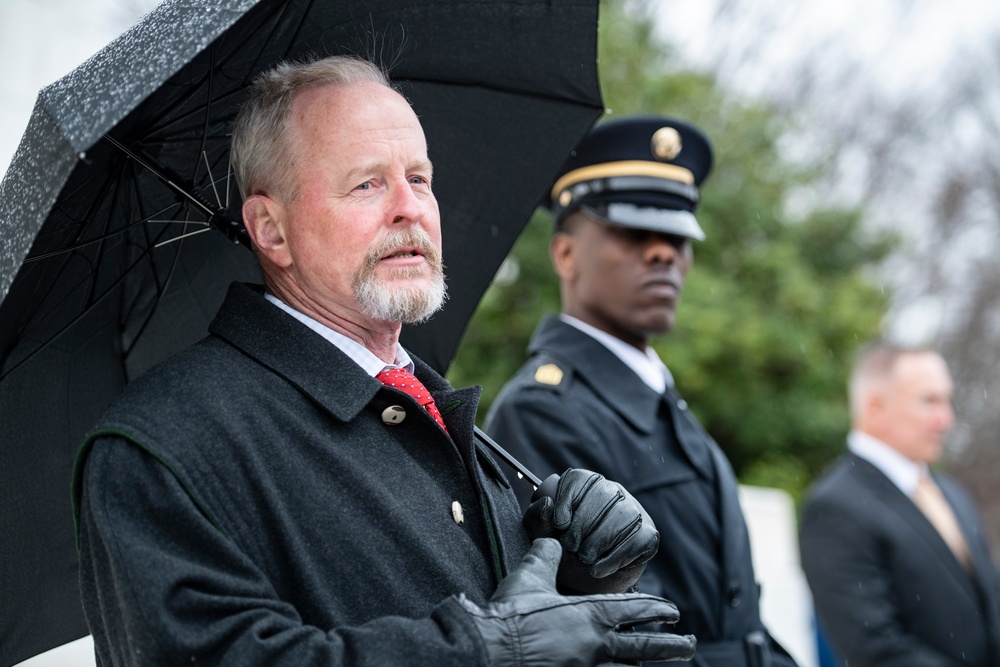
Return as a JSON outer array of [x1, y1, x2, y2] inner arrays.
[[602, 202, 706, 241]]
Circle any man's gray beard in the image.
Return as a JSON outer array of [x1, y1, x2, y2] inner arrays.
[[352, 228, 448, 324]]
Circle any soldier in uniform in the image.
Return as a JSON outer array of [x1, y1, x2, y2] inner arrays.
[[484, 115, 798, 667]]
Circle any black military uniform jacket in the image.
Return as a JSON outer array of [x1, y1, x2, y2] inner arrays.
[[73, 282, 530, 666], [485, 315, 796, 667]]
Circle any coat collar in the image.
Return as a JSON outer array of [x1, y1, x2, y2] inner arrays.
[[209, 283, 459, 425], [528, 315, 663, 433]]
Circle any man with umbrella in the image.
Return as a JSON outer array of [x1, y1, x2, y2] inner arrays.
[[72, 56, 697, 666], [484, 115, 798, 666]]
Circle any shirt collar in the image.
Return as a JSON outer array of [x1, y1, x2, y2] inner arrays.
[[264, 293, 413, 376], [559, 314, 674, 393], [848, 430, 926, 496]]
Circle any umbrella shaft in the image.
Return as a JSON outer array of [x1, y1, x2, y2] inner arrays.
[[473, 427, 542, 488]]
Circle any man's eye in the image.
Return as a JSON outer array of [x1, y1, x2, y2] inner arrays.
[[410, 176, 429, 185], [355, 182, 372, 191]]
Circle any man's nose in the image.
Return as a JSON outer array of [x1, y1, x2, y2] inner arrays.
[[938, 404, 955, 430], [644, 235, 682, 264], [389, 179, 428, 225]]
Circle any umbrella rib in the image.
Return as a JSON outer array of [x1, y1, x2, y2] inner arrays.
[[202, 151, 223, 209], [140, 2, 290, 148], [9, 156, 130, 349], [104, 135, 215, 218], [154, 226, 213, 248], [23, 204, 187, 263], [2, 241, 174, 380], [193, 44, 217, 203]]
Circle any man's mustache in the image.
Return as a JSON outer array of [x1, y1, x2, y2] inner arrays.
[[363, 227, 443, 272]]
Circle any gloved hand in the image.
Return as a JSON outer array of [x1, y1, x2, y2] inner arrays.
[[458, 538, 695, 666], [523, 468, 658, 594]]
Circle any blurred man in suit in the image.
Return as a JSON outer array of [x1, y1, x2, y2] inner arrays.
[[800, 341, 1000, 667]]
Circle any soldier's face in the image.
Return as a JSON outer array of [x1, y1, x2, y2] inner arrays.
[[552, 213, 693, 349]]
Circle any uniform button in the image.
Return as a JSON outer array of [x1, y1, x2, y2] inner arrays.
[[451, 501, 465, 526], [382, 406, 406, 425], [728, 582, 742, 608], [677, 399, 688, 410]]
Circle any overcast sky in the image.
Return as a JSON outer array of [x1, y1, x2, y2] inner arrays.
[[656, 0, 1000, 98], [5, 0, 1000, 179]]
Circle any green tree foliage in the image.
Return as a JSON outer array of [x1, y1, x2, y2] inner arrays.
[[447, 0, 897, 501]]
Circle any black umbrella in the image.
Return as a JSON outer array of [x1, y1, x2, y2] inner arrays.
[[0, 0, 602, 663]]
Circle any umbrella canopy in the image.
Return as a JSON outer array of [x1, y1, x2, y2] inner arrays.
[[0, 0, 602, 664]]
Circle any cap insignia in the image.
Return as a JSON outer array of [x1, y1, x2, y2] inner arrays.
[[651, 127, 682, 161], [534, 363, 564, 386]]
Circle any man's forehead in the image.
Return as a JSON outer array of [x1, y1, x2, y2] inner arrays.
[[290, 84, 426, 150], [891, 353, 952, 388]]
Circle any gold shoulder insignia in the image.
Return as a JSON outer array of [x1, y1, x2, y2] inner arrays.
[[534, 363, 564, 386]]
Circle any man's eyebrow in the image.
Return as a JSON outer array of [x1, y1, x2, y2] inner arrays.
[[413, 159, 434, 177], [343, 159, 434, 182]]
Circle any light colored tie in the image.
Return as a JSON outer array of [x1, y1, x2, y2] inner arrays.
[[912, 472, 972, 570]]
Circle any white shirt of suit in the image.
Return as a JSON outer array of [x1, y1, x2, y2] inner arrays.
[[848, 429, 927, 497]]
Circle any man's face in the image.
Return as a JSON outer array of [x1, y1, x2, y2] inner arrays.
[[876, 352, 955, 463], [553, 212, 693, 349], [273, 81, 444, 325]]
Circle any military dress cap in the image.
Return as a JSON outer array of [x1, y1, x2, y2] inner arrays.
[[549, 114, 713, 241]]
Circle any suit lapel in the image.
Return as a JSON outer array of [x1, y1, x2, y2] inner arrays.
[[851, 455, 980, 596], [937, 477, 987, 571], [934, 473, 1000, 658]]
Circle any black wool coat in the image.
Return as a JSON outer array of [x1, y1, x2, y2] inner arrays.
[[484, 316, 796, 667], [800, 452, 1000, 667], [73, 282, 531, 666]]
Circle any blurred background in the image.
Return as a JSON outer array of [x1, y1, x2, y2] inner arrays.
[[450, 0, 1000, 545], [4, 0, 1000, 665]]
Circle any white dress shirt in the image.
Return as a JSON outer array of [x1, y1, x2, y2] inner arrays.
[[264, 293, 413, 375], [560, 314, 675, 393]]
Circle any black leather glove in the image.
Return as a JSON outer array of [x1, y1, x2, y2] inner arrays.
[[458, 538, 696, 666], [523, 468, 658, 594]]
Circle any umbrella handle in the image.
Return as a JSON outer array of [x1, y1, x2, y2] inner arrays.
[[530, 473, 561, 502]]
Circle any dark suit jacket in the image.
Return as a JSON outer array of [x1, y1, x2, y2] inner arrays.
[[73, 282, 530, 666], [800, 451, 1000, 667], [484, 315, 796, 667]]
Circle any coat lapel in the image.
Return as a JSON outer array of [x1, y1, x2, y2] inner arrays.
[[529, 317, 713, 478], [709, 442, 751, 637], [528, 316, 662, 434], [208, 283, 381, 424]]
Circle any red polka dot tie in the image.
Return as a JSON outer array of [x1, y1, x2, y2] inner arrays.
[[376, 367, 450, 435]]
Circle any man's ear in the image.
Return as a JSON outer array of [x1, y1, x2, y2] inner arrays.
[[242, 194, 292, 268], [550, 231, 577, 282]]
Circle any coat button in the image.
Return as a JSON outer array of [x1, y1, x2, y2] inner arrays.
[[451, 501, 465, 526], [677, 399, 688, 410], [382, 406, 406, 425], [728, 582, 742, 608]]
